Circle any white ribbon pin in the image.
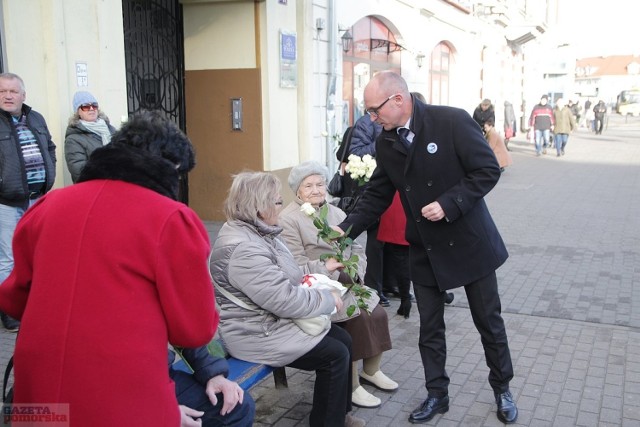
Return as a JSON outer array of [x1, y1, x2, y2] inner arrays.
[[427, 142, 438, 154]]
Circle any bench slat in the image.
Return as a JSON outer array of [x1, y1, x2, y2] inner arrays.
[[172, 357, 280, 391]]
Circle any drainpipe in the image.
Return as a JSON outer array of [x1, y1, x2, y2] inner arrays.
[[326, 0, 337, 170]]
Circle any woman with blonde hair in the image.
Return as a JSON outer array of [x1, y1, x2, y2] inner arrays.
[[210, 171, 365, 427]]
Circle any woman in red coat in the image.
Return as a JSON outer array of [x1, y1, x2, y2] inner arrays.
[[0, 111, 217, 427], [378, 193, 454, 318]]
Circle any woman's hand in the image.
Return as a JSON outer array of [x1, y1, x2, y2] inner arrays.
[[324, 257, 344, 272], [331, 289, 344, 312]]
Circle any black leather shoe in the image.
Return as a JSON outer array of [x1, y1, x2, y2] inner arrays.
[[408, 395, 449, 423], [495, 391, 518, 424], [379, 294, 390, 307], [0, 312, 19, 332], [397, 299, 411, 318]]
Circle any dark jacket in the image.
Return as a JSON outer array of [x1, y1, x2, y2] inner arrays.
[[593, 102, 607, 118], [348, 115, 382, 157], [528, 103, 555, 130], [168, 346, 230, 386], [65, 114, 116, 183], [334, 116, 382, 213], [472, 104, 495, 129], [0, 104, 56, 208], [339, 96, 508, 291]]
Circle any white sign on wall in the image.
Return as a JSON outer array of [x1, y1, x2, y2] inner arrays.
[[76, 62, 88, 87]]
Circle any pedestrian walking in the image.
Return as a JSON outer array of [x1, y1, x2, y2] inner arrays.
[[553, 98, 577, 156], [528, 94, 555, 156], [593, 100, 607, 134]]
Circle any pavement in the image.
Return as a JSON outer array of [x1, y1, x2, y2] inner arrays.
[[1, 115, 639, 426]]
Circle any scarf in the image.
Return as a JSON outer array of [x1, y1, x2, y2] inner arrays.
[[81, 118, 112, 146]]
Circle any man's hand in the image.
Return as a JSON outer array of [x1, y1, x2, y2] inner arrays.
[[205, 375, 244, 416], [179, 405, 204, 427], [330, 225, 345, 236], [421, 201, 445, 222]]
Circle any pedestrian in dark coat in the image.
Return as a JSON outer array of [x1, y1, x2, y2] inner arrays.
[[335, 71, 518, 425], [593, 100, 607, 134], [64, 91, 117, 183], [472, 98, 495, 132]]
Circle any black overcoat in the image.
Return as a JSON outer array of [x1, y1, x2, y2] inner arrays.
[[339, 98, 508, 291]]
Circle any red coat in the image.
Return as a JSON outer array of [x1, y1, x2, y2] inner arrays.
[[377, 192, 409, 245], [0, 180, 217, 427]]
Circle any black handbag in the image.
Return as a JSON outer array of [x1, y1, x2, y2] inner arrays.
[[327, 127, 354, 197], [2, 356, 13, 423], [327, 171, 344, 197]]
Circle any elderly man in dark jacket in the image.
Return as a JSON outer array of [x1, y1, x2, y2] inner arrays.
[[335, 71, 518, 424], [0, 72, 56, 332]]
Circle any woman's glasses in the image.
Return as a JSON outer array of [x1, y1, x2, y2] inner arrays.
[[79, 103, 99, 111]]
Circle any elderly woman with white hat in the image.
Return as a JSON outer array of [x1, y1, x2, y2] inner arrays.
[[64, 91, 116, 183], [279, 160, 398, 409]]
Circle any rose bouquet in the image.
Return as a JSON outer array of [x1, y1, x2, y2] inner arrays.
[[300, 202, 372, 316], [345, 154, 376, 186]]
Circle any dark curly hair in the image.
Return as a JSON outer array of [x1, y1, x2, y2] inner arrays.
[[111, 110, 195, 173]]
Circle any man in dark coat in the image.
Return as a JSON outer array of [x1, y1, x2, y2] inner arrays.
[[472, 98, 495, 132], [335, 71, 518, 424], [0, 72, 56, 332]]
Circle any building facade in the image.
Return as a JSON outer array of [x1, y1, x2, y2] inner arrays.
[[0, 0, 551, 220]]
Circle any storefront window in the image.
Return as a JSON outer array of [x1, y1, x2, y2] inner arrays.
[[342, 16, 401, 128], [430, 42, 453, 105]]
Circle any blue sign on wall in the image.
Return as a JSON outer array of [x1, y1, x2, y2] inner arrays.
[[281, 33, 296, 61], [280, 31, 297, 88]]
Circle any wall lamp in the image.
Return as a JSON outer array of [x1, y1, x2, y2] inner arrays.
[[416, 52, 426, 68], [341, 30, 353, 53]]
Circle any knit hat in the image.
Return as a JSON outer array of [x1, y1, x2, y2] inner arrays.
[[288, 160, 331, 193], [73, 91, 98, 112]]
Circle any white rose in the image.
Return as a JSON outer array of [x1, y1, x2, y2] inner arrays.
[[300, 202, 316, 216], [365, 168, 375, 179]]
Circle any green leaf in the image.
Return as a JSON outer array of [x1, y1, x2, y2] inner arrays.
[[346, 305, 356, 317], [319, 253, 333, 262], [327, 230, 342, 240]]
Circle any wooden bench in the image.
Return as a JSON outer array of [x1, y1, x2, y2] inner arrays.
[[172, 339, 287, 391]]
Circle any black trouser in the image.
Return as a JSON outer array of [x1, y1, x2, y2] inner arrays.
[[595, 116, 605, 133], [413, 271, 513, 397], [382, 243, 411, 300], [288, 324, 353, 427]]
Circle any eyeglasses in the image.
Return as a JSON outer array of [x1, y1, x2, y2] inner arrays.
[[366, 94, 398, 118], [79, 103, 99, 111]]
